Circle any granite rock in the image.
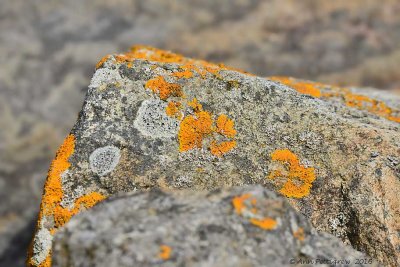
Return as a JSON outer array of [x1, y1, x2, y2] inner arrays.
[[52, 186, 380, 267], [28, 46, 400, 266]]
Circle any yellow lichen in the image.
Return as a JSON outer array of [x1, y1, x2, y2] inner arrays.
[[159, 245, 172, 260], [166, 101, 183, 120], [188, 98, 203, 112], [145, 76, 182, 100], [249, 218, 277, 230], [268, 149, 316, 198]]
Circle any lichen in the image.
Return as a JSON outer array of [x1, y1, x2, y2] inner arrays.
[[145, 76, 182, 100], [29, 135, 106, 267], [158, 245, 172, 260], [231, 193, 277, 231], [270, 76, 400, 123], [293, 227, 305, 241], [268, 149, 316, 198], [215, 114, 236, 138], [89, 146, 121, 176], [209, 140, 237, 157], [165, 101, 183, 120]]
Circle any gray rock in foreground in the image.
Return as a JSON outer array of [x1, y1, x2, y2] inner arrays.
[[53, 186, 380, 267]]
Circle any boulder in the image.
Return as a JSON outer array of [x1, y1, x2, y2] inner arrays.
[[52, 186, 380, 267], [28, 46, 400, 266]]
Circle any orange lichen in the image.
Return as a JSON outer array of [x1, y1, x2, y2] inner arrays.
[[270, 76, 322, 98], [178, 111, 213, 151], [293, 227, 305, 241], [159, 245, 172, 260], [145, 76, 182, 100], [166, 101, 183, 120], [250, 218, 277, 230], [173, 70, 193, 79], [178, 100, 237, 156], [232, 193, 252, 215], [188, 98, 203, 112], [215, 114, 236, 138], [232, 193, 277, 231], [269, 76, 400, 123], [29, 135, 106, 267], [210, 140, 237, 157], [95, 55, 110, 69], [268, 149, 316, 198]]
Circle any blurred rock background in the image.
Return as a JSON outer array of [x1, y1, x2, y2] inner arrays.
[[1, 0, 400, 266]]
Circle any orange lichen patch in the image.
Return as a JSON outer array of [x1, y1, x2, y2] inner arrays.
[[159, 245, 172, 260], [30, 134, 106, 267], [188, 98, 203, 112], [250, 217, 277, 230], [293, 227, 305, 241], [178, 111, 213, 151], [178, 99, 237, 156], [215, 114, 236, 138], [95, 55, 110, 69], [270, 76, 400, 123], [210, 140, 237, 157], [232, 193, 252, 215], [270, 76, 322, 98], [268, 149, 316, 198], [172, 70, 193, 79], [145, 76, 182, 100], [40, 135, 75, 219], [166, 101, 183, 120]]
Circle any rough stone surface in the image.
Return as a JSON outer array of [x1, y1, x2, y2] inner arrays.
[[3, 1, 400, 266], [53, 186, 380, 267], [28, 47, 400, 266]]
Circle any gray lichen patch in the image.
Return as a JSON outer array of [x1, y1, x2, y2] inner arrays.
[[31, 227, 53, 266], [89, 146, 121, 176], [89, 68, 122, 89], [133, 98, 179, 138]]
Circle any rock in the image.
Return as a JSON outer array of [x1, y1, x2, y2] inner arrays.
[[3, 1, 400, 265], [28, 46, 399, 266], [52, 186, 380, 267]]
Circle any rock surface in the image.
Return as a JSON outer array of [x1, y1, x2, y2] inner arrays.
[[28, 46, 400, 266], [3, 1, 400, 265], [52, 186, 380, 267]]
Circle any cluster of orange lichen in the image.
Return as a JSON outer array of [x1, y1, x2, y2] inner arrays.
[[232, 193, 277, 230], [178, 99, 237, 157], [165, 101, 183, 120], [145, 76, 182, 100], [158, 245, 172, 260], [269, 76, 400, 123], [29, 135, 106, 267], [96, 45, 251, 78], [268, 149, 316, 198]]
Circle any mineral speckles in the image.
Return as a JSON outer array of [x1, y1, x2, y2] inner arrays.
[[89, 68, 122, 89], [134, 98, 179, 139], [31, 228, 53, 266], [268, 149, 316, 198], [89, 146, 121, 176]]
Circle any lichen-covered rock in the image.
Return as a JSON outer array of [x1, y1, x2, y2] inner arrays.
[[52, 186, 380, 267], [29, 46, 400, 266]]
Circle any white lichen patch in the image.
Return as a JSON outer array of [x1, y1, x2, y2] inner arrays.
[[31, 228, 53, 265], [134, 98, 179, 138], [89, 68, 122, 89], [89, 146, 121, 176]]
